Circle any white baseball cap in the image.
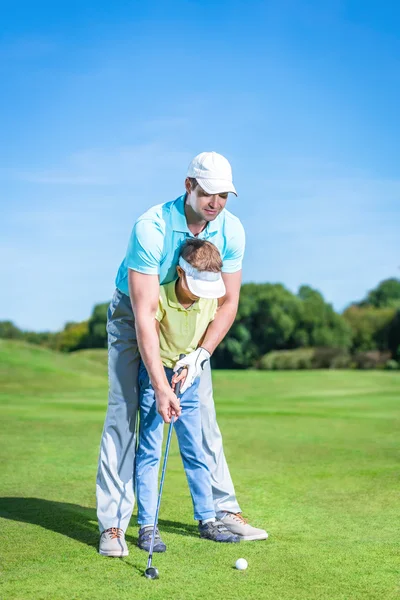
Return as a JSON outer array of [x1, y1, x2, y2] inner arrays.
[[186, 151, 237, 196], [179, 257, 226, 299]]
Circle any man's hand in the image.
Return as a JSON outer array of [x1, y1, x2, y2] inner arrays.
[[155, 386, 182, 423], [173, 348, 211, 393]]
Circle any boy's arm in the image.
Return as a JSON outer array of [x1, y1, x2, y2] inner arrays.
[[173, 271, 242, 392], [129, 270, 181, 422]]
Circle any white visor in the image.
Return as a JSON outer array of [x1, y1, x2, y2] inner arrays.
[[179, 257, 226, 299]]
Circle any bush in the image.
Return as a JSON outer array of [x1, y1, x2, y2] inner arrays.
[[353, 351, 391, 370], [259, 348, 314, 370], [258, 347, 352, 370], [384, 359, 399, 370], [311, 347, 351, 369]]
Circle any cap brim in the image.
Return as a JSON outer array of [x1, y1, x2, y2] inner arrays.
[[196, 178, 237, 196], [186, 274, 226, 299]]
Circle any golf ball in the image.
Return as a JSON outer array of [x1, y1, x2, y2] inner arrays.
[[235, 558, 248, 571]]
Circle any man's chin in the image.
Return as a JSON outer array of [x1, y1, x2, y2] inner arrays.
[[203, 211, 219, 221]]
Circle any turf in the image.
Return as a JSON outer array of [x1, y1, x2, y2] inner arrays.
[[0, 340, 399, 600]]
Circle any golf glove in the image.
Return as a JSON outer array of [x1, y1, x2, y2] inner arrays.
[[173, 347, 211, 393]]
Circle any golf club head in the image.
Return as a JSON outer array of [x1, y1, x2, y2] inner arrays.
[[144, 566, 159, 580]]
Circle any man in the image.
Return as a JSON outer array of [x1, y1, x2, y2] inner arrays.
[[97, 151, 268, 557]]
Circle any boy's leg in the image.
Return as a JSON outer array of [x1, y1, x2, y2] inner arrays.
[[173, 378, 215, 522], [198, 362, 268, 541], [198, 361, 241, 516], [96, 290, 140, 539], [174, 378, 240, 543]]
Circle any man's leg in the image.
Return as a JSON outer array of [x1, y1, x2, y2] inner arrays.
[[198, 361, 241, 515], [198, 362, 268, 541], [96, 290, 140, 554], [135, 370, 164, 529]]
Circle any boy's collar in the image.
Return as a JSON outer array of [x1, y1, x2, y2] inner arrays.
[[166, 280, 201, 312]]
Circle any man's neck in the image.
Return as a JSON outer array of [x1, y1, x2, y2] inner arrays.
[[184, 197, 208, 237]]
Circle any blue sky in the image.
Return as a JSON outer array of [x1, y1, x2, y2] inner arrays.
[[1, 0, 399, 331]]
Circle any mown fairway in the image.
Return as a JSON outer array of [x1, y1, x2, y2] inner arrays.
[[0, 340, 399, 600]]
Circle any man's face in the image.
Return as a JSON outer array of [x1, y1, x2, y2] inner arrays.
[[185, 178, 228, 222]]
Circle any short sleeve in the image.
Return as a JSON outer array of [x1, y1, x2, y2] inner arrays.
[[210, 299, 218, 321], [125, 219, 165, 275], [155, 301, 165, 323], [222, 220, 246, 273], [155, 286, 167, 322]]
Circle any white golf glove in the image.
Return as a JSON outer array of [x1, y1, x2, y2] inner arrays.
[[173, 348, 211, 393]]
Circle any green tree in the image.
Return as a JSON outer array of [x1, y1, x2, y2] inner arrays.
[[56, 321, 90, 352], [213, 283, 352, 368], [343, 305, 396, 352], [0, 321, 22, 339], [213, 283, 302, 368], [294, 286, 352, 349], [23, 331, 58, 349], [87, 302, 109, 348], [361, 278, 400, 309]]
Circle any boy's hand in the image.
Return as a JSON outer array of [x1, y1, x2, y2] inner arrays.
[[171, 368, 188, 393], [155, 386, 182, 423], [173, 348, 211, 393]]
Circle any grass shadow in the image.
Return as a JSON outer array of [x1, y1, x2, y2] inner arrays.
[[157, 518, 198, 538], [0, 497, 99, 548], [0, 497, 199, 549]]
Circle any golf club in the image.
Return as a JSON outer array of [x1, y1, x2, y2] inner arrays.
[[144, 354, 186, 580]]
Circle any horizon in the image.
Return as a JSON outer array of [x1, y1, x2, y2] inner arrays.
[[4, 274, 396, 334], [2, 1, 399, 331]]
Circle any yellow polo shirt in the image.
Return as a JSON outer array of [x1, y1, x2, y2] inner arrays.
[[155, 280, 217, 369]]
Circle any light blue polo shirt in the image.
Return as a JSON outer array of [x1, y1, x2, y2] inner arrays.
[[115, 194, 245, 296]]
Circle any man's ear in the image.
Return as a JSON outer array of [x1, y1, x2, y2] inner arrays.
[[177, 265, 183, 277], [184, 178, 192, 194]]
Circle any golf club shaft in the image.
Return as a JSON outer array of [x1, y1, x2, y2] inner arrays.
[[146, 359, 185, 569]]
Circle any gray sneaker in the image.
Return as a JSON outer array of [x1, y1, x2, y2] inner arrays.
[[219, 513, 268, 541], [137, 526, 167, 553], [99, 527, 129, 557], [199, 520, 240, 543]]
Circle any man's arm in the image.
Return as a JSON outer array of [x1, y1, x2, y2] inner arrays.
[[200, 270, 242, 355], [128, 269, 181, 422]]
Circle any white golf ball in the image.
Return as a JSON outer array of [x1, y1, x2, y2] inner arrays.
[[235, 558, 248, 570]]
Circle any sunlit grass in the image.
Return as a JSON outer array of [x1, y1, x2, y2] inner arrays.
[[0, 341, 399, 599]]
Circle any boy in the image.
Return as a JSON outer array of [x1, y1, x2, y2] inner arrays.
[[135, 239, 240, 552]]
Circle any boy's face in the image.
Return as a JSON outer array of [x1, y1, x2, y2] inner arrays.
[[176, 266, 200, 301], [185, 178, 228, 222]]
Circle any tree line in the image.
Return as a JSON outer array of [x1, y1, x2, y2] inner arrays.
[[2, 278, 400, 370]]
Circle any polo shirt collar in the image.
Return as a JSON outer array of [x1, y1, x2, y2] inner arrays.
[[166, 280, 201, 312], [171, 195, 220, 237], [171, 195, 189, 233]]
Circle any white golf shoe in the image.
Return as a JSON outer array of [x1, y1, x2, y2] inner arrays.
[[99, 527, 129, 557], [219, 513, 268, 541]]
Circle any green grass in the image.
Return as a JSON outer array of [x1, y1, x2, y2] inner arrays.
[[0, 340, 399, 600]]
